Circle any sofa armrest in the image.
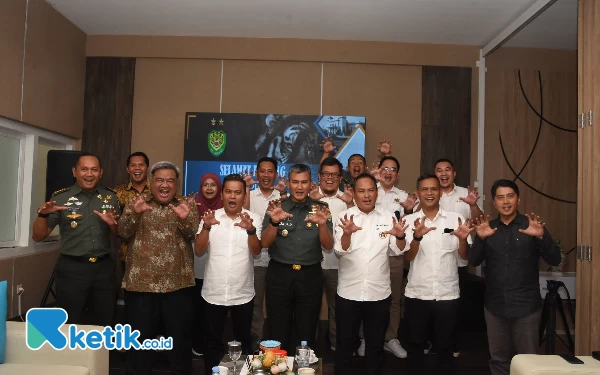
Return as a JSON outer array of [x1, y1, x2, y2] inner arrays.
[[4, 321, 109, 375]]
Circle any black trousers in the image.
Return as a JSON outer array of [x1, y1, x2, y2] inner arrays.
[[54, 254, 116, 326], [335, 294, 390, 375], [405, 297, 459, 375], [192, 278, 205, 353], [125, 287, 194, 375], [265, 260, 323, 352], [203, 297, 254, 375]]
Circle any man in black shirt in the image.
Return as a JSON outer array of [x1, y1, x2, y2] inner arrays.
[[469, 179, 560, 375]]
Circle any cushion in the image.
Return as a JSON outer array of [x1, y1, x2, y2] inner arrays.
[[0, 280, 7, 364]]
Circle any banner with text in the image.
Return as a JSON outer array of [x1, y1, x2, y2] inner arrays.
[[183, 113, 366, 195]]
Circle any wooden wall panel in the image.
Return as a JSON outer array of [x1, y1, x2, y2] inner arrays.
[[421, 66, 472, 184], [485, 67, 578, 271], [82, 58, 136, 189], [0, 0, 26, 121], [221, 60, 321, 115], [21, 0, 86, 138], [131, 58, 222, 177], [323, 64, 422, 192]]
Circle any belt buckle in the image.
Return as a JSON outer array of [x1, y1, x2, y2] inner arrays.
[[88, 257, 98, 263], [292, 264, 302, 271]]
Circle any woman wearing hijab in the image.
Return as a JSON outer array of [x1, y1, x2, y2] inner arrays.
[[193, 173, 223, 357]]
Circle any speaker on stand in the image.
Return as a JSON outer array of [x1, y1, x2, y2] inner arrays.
[[40, 150, 81, 307]]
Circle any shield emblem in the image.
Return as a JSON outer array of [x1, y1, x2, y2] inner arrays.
[[208, 129, 226, 157]]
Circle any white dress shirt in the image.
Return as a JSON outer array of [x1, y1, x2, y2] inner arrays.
[[375, 184, 408, 256], [334, 206, 403, 302], [402, 208, 471, 301], [249, 187, 280, 267], [440, 184, 480, 220], [319, 188, 349, 270], [193, 250, 207, 279], [198, 208, 262, 306], [376, 184, 409, 216]]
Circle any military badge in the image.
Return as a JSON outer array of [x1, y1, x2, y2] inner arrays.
[[282, 229, 289, 237], [208, 118, 226, 157]]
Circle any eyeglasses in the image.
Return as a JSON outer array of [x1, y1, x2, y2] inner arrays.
[[320, 172, 340, 178], [382, 167, 398, 172], [202, 183, 217, 188], [154, 178, 176, 185]]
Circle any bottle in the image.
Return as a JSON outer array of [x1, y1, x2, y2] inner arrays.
[[296, 340, 310, 367], [212, 366, 220, 375]]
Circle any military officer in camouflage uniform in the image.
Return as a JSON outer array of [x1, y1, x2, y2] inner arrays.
[[33, 152, 120, 326], [261, 163, 334, 353]]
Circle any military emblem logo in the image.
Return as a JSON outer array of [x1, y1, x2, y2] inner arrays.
[[208, 118, 226, 157]]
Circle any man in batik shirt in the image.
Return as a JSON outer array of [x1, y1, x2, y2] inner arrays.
[[118, 161, 199, 375]]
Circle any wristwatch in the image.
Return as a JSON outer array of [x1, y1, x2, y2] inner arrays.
[[396, 234, 406, 241], [413, 234, 423, 242], [247, 227, 257, 235], [37, 208, 49, 218], [269, 218, 280, 227]]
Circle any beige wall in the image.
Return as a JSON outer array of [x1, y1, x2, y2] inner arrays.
[[113, 35, 478, 192], [1, 0, 86, 319], [0, 0, 86, 138], [485, 47, 578, 271]]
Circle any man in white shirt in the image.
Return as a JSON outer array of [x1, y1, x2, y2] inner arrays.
[[333, 172, 407, 375], [371, 156, 417, 358], [195, 174, 262, 375], [433, 158, 483, 357], [310, 157, 354, 351], [402, 174, 473, 375], [244, 157, 287, 344], [434, 158, 483, 220]]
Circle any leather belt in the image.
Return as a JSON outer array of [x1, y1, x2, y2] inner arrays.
[[62, 254, 108, 263]]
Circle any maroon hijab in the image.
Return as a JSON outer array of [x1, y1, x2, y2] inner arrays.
[[195, 173, 223, 217]]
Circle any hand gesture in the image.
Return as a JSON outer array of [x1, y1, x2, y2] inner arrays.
[[310, 184, 325, 200], [130, 194, 152, 214], [338, 214, 362, 235], [170, 201, 191, 220], [459, 186, 480, 206], [384, 217, 408, 238], [413, 217, 436, 238], [368, 163, 382, 182], [234, 212, 255, 231], [274, 174, 287, 193], [266, 200, 293, 223], [336, 189, 354, 205], [201, 209, 221, 228], [400, 194, 417, 212], [474, 215, 497, 239], [37, 200, 67, 215], [320, 137, 335, 154], [451, 218, 474, 240], [378, 139, 392, 156], [305, 206, 330, 226], [93, 207, 119, 225], [519, 212, 545, 238], [242, 170, 258, 187]]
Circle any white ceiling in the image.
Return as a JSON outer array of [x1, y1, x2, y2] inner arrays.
[[46, 0, 576, 49], [504, 0, 577, 50]]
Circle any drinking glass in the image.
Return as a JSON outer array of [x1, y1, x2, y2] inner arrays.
[[228, 341, 242, 374]]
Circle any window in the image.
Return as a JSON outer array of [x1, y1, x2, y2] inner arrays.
[[0, 132, 23, 246], [0, 116, 75, 251]]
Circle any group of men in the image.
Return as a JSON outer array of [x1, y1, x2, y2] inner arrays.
[[32, 139, 561, 375]]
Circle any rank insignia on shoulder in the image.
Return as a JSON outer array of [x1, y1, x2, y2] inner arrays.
[[314, 199, 329, 207], [104, 186, 117, 194], [52, 187, 70, 196]]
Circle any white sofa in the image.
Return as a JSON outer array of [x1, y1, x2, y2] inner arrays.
[[0, 321, 109, 375], [511, 354, 600, 374]]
